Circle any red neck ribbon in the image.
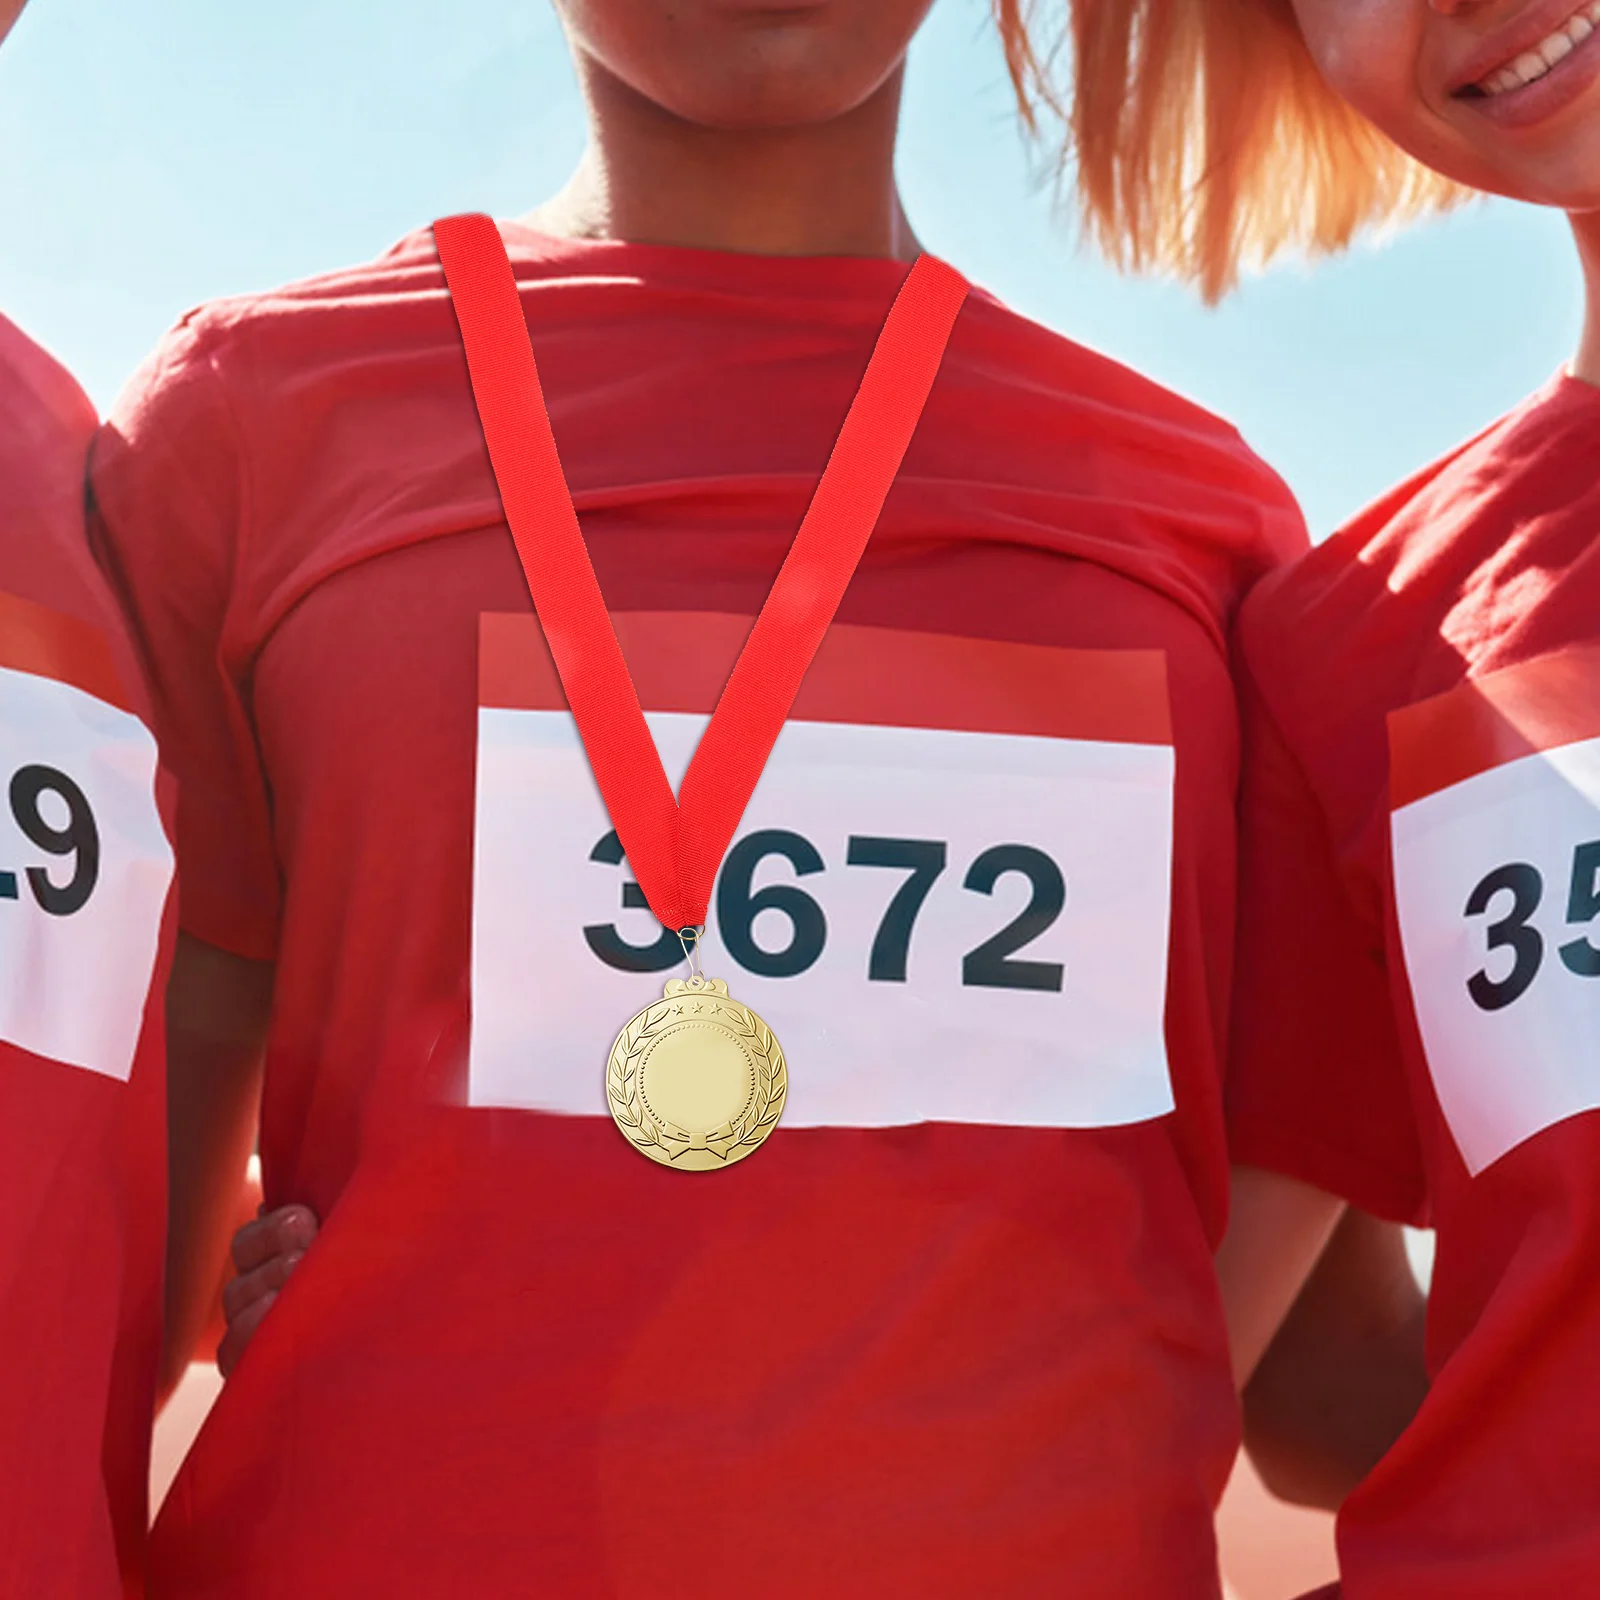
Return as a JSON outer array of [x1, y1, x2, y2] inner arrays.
[[435, 212, 968, 934]]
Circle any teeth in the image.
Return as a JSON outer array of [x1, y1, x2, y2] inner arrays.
[[1475, 0, 1600, 95], [1541, 29, 1575, 64]]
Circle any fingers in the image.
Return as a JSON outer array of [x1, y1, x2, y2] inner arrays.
[[217, 1292, 278, 1379], [218, 1203, 319, 1378], [231, 1203, 317, 1274], [221, 1249, 304, 1323]]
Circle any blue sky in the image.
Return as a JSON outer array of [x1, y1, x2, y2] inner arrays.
[[0, 0, 1582, 538]]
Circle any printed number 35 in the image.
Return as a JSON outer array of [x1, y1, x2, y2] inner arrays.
[[1465, 840, 1600, 1011], [584, 829, 1066, 992]]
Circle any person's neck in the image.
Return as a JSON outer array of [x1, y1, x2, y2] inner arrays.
[[1570, 208, 1600, 387], [528, 60, 919, 262]]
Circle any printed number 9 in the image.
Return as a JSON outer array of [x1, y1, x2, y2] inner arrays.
[[11, 765, 100, 916]]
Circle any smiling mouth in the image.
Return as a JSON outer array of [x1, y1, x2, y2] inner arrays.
[[1458, 0, 1600, 97]]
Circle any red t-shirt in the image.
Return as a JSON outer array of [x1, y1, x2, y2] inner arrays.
[[1231, 373, 1600, 1597], [0, 317, 173, 1596], [92, 223, 1303, 1599]]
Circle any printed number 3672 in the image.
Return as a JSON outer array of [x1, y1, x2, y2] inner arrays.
[[584, 829, 1066, 992], [1465, 839, 1600, 1011]]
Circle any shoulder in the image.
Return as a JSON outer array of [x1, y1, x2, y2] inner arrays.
[[0, 315, 97, 577], [0, 314, 96, 500], [942, 289, 1307, 620], [0, 319, 159, 691], [1238, 378, 1600, 816], [961, 292, 1237, 432], [92, 230, 461, 526], [965, 290, 1297, 498], [121, 226, 451, 409], [1243, 380, 1594, 710]]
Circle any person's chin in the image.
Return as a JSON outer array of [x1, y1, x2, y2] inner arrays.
[[670, 72, 881, 132], [1452, 131, 1600, 212]]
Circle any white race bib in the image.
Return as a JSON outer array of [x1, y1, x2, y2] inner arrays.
[[1391, 645, 1600, 1174], [0, 593, 172, 1081], [470, 613, 1176, 1131]]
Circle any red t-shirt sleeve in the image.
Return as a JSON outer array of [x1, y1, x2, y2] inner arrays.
[[89, 315, 281, 960], [1227, 660, 1427, 1225]]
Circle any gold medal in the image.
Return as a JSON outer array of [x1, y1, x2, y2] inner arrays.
[[606, 976, 787, 1172]]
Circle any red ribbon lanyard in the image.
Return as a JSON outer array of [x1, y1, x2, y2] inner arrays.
[[435, 212, 968, 934]]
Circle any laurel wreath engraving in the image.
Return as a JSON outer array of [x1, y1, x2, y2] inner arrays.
[[606, 987, 787, 1171]]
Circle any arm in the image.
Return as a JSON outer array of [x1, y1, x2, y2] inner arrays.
[[159, 931, 274, 1404], [88, 319, 294, 1399], [1216, 1163, 1346, 1388], [1235, 1199, 1430, 1510]]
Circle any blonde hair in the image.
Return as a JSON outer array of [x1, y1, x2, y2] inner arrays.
[[994, 0, 1470, 301]]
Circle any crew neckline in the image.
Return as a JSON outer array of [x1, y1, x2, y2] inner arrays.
[[492, 215, 920, 296]]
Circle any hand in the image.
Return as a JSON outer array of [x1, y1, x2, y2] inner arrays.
[[217, 1204, 318, 1378]]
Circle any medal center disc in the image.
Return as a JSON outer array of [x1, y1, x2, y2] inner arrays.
[[638, 1020, 757, 1134]]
